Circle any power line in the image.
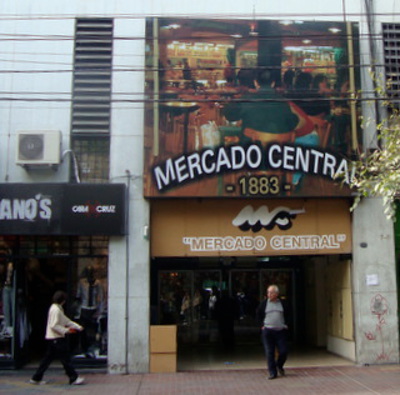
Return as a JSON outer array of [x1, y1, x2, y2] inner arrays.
[[0, 65, 388, 75], [0, 31, 391, 42], [0, 96, 395, 103], [0, 11, 400, 21]]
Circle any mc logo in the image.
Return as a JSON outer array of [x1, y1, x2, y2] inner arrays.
[[232, 205, 305, 232]]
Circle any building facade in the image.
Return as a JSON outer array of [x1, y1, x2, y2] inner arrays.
[[0, 0, 399, 373]]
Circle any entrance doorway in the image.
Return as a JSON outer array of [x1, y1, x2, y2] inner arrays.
[[151, 255, 354, 370]]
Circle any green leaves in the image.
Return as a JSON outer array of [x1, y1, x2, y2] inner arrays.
[[348, 104, 400, 220]]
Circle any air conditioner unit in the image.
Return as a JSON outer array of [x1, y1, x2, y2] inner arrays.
[[16, 130, 61, 167]]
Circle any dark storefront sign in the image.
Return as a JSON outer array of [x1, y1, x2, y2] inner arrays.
[[0, 183, 126, 235]]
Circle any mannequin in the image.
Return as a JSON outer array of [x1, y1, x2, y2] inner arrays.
[[76, 265, 104, 358], [3, 261, 14, 332], [0, 238, 15, 341]]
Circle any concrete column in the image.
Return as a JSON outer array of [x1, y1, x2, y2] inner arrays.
[[108, 189, 150, 374], [108, 17, 150, 374], [352, 197, 399, 364]]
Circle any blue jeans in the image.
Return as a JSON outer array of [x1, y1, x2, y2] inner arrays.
[[261, 327, 288, 376]]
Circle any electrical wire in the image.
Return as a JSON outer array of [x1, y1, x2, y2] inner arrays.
[[0, 11, 400, 20], [0, 15, 398, 106]]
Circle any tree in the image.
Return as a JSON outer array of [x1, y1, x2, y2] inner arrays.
[[347, 93, 400, 220]]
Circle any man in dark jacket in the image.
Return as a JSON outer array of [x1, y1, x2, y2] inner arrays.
[[256, 284, 289, 380], [222, 68, 299, 145], [215, 290, 237, 350]]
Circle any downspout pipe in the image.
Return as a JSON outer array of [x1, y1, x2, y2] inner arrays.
[[124, 170, 131, 374]]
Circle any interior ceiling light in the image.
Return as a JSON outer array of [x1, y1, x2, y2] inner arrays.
[[161, 24, 181, 30], [249, 6, 259, 36], [279, 20, 293, 26], [249, 23, 259, 36], [231, 34, 243, 39], [329, 27, 341, 34]]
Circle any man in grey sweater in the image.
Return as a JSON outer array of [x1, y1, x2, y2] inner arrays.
[[256, 285, 289, 380]]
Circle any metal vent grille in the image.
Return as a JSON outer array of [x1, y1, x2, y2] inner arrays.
[[383, 23, 400, 104], [72, 19, 113, 134]]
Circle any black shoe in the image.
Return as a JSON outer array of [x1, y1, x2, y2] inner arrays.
[[268, 374, 277, 380], [278, 367, 285, 376]]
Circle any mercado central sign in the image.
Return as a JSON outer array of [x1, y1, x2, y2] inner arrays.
[[143, 17, 360, 199], [152, 143, 353, 192], [151, 199, 352, 257]]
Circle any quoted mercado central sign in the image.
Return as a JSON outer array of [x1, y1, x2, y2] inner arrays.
[[0, 183, 126, 235], [151, 199, 352, 256]]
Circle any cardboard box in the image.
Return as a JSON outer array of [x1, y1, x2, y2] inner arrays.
[[150, 325, 177, 353], [150, 352, 177, 373]]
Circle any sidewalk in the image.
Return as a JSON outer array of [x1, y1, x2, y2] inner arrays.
[[1, 365, 400, 394]]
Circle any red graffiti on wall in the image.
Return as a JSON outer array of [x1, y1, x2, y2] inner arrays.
[[364, 294, 392, 361]]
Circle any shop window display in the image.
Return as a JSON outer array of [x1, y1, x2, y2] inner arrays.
[[0, 236, 109, 365], [72, 256, 108, 360]]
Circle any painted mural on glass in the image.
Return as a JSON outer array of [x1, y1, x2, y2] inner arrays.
[[144, 18, 360, 198]]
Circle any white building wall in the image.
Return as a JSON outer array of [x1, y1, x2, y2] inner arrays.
[[0, 16, 74, 182], [1, 0, 399, 373]]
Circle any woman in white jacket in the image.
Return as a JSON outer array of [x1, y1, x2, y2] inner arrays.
[[30, 290, 85, 385]]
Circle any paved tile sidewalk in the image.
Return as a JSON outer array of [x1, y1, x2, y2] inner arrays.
[[1, 365, 400, 394]]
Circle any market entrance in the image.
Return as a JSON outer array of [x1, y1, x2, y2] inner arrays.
[[151, 255, 354, 370], [152, 257, 298, 362]]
